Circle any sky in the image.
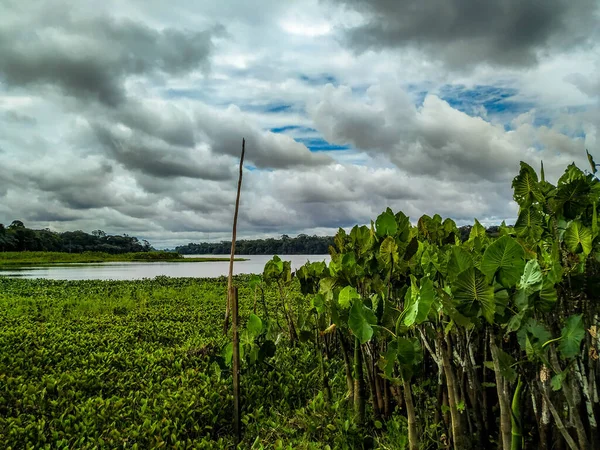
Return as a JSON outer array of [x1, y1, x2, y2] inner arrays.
[[0, 0, 599, 248]]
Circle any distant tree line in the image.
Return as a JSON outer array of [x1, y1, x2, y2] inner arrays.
[[0, 220, 153, 253], [175, 234, 335, 255], [176, 226, 501, 255]]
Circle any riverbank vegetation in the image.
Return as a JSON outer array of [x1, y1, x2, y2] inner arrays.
[[0, 223, 153, 254], [175, 234, 336, 255], [0, 251, 238, 266]]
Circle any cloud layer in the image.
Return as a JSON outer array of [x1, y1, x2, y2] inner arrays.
[[327, 0, 600, 68], [0, 0, 597, 248]]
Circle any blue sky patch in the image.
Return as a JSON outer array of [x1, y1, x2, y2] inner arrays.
[[437, 84, 535, 119], [270, 125, 317, 134], [265, 104, 293, 113], [295, 137, 350, 152]]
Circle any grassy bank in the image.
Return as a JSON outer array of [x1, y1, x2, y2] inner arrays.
[[0, 251, 245, 266], [0, 277, 373, 449]]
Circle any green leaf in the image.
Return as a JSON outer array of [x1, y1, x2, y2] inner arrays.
[[404, 276, 435, 326], [383, 340, 398, 377], [535, 280, 557, 312], [380, 236, 399, 267], [396, 337, 416, 365], [348, 298, 377, 344], [350, 225, 373, 256], [447, 246, 474, 280], [376, 210, 398, 237], [342, 252, 357, 272], [514, 207, 544, 239], [481, 235, 525, 288], [404, 237, 419, 261], [249, 274, 262, 290], [512, 161, 543, 207], [551, 371, 566, 391], [222, 342, 233, 365], [311, 293, 326, 314], [246, 314, 263, 338], [453, 267, 495, 323], [558, 314, 585, 359], [506, 309, 528, 333], [564, 221, 592, 255], [519, 259, 543, 292], [495, 348, 517, 383], [517, 319, 551, 357], [403, 284, 418, 327], [468, 219, 487, 242], [587, 149, 597, 174], [338, 286, 359, 309], [319, 277, 336, 295]]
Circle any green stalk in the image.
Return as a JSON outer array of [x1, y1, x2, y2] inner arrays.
[[510, 376, 524, 450], [353, 337, 365, 427]]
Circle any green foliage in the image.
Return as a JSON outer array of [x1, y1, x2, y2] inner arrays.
[[564, 221, 593, 255], [558, 314, 585, 359], [453, 267, 495, 323], [375, 210, 398, 237], [348, 299, 377, 344], [338, 286, 359, 309], [481, 235, 525, 287]]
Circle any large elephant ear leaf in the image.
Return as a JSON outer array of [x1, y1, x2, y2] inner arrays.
[[558, 314, 585, 359], [512, 161, 543, 207], [339, 285, 359, 309], [348, 298, 377, 344], [514, 208, 544, 239], [453, 267, 495, 324], [376, 210, 398, 237], [481, 235, 525, 288], [564, 221, 592, 255], [447, 246, 474, 280], [380, 236, 399, 267], [468, 219, 487, 242], [519, 259, 543, 291], [403, 276, 435, 327]]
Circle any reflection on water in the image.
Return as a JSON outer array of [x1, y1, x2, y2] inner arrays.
[[0, 255, 331, 280]]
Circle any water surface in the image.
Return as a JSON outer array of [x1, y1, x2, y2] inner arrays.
[[0, 254, 331, 280]]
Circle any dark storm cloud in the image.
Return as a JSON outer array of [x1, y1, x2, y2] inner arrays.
[[93, 124, 234, 181], [328, 0, 599, 67], [0, 2, 217, 106], [29, 210, 82, 223]]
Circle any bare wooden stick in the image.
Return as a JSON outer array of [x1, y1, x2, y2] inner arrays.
[[224, 138, 246, 334]]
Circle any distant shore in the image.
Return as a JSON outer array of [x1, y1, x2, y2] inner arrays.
[[0, 251, 246, 266]]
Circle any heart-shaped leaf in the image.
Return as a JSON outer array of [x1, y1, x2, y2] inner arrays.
[[481, 235, 525, 288], [348, 298, 377, 344]]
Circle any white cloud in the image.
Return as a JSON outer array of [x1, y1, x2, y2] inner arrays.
[[0, 0, 598, 248]]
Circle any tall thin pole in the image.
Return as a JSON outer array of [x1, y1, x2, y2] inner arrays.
[[224, 138, 245, 444], [224, 138, 246, 334]]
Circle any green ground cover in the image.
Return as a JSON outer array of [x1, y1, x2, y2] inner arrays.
[[0, 276, 373, 449]]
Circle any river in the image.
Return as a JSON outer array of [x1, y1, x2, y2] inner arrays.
[[0, 254, 331, 280]]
